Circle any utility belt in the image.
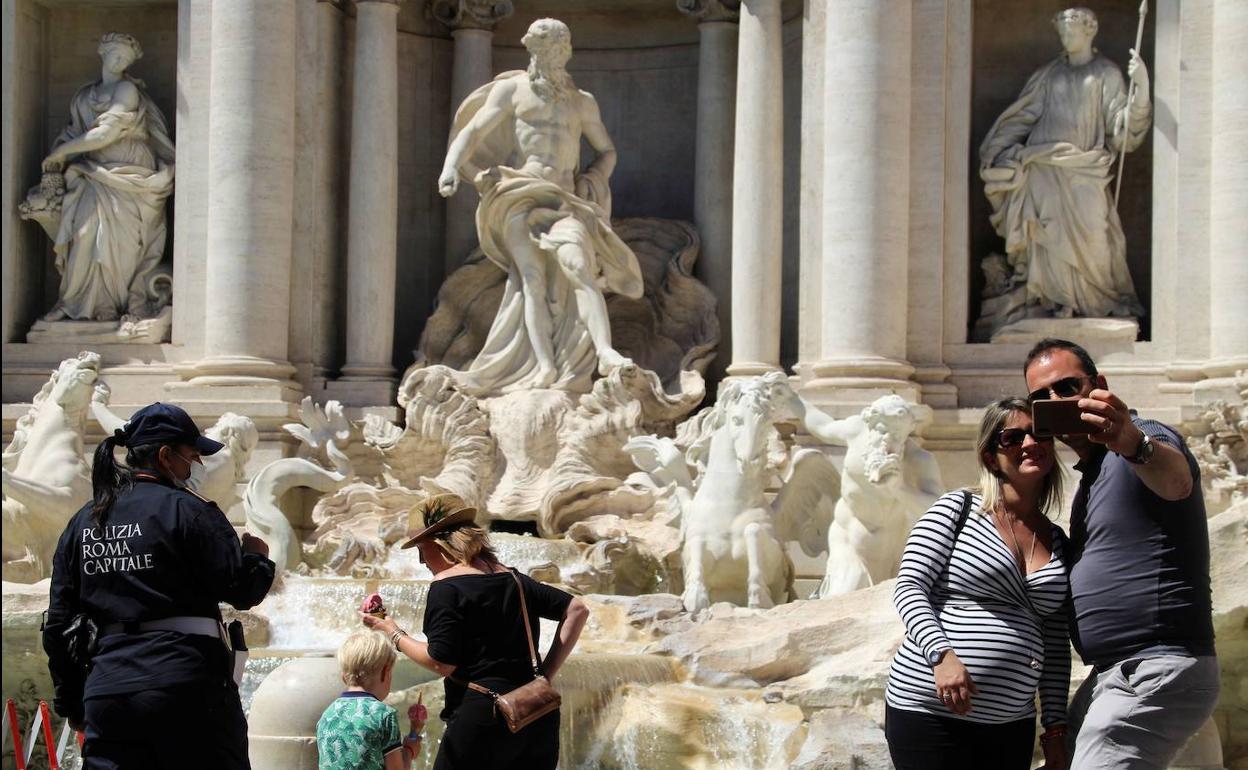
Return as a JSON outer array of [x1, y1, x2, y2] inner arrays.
[[98, 616, 249, 687], [100, 616, 223, 638]]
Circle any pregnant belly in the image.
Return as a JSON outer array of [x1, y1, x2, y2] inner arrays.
[[941, 604, 1044, 707]]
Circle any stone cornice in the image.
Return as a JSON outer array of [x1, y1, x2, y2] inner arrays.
[[428, 0, 514, 31], [677, 0, 740, 23]]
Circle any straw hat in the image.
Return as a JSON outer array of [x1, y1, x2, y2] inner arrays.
[[399, 493, 478, 549]]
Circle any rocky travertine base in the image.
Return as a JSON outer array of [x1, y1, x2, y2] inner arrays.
[[4, 505, 1245, 770], [574, 503, 1247, 769]]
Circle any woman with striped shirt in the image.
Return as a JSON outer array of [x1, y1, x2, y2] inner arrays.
[[884, 397, 1071, 770]]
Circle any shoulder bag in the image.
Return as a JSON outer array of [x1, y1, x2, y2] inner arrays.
[[457, 568, 562, 733]]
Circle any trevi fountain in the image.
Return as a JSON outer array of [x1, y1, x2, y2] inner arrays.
[[2, 1, 1246, 769]]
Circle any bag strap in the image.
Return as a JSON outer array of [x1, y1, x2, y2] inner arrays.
[[935, 490, 975, 581], [507, 568, 543, 677], [952, 489, 973, 543]]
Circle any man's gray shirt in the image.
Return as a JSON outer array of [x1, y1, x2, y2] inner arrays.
[[1067, 416, 1214, 669]]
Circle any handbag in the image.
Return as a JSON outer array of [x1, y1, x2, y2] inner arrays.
[[457, 568, 562, 733]]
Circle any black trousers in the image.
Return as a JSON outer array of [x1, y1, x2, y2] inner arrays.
[[83, 682, 250, 770], [885, 704, 1035, 770], [433, 691, 560, 770]]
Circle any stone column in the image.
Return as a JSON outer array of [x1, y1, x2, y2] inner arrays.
[[679, 0, 739, 388], [338, 0, 401, 392], [1206, 0, 1248, 384], [1, 0, 48, 344], [432, 0, 514, 273], [803, 0, 916, 407], [188, 0, 298, 388], [172, 0, 212, 356], [727, 0, 783, 377]]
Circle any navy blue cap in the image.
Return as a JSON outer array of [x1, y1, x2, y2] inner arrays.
[[115, 402, 224, 455]]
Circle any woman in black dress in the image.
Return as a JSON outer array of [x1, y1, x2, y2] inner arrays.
[[362, 494, 589, 770]]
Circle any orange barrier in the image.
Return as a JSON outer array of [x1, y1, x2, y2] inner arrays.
[[3, 699, 26, 770]]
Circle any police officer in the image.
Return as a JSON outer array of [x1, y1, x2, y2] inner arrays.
[[42, 402, 275, 769]]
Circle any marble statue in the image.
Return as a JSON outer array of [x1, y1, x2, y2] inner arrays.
[[626, 373, 839, 612], [2, 352, 105, 582], [1186, 373, 1248, 516], [21, 33, 175, 325], [417, 218, 720, 395], [91, 404, 259, 513], [978, 7, 1149, 327], [438, 18, 643, 395], [244, 398, 356, 573], [777, 392, 945, 597]]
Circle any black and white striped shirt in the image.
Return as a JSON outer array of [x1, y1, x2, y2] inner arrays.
[[885, 491, 1070, 726]]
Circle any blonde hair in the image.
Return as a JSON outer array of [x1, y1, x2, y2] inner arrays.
[[431, 524, 500, 567], [974, 397, 1064, 518], [337, 631, 395, 687]]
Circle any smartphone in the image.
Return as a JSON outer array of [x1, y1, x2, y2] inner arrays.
[[1032, 399, 1096, 437]]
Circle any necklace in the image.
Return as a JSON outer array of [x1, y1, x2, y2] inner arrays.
[[996, 510, 1039, 575]]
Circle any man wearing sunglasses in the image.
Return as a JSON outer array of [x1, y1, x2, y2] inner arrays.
[[1023, 338, 1216, 770]]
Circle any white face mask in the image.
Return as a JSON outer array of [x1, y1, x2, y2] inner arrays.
[[170, 449, 204, 492], [184, 461, 206, 492]]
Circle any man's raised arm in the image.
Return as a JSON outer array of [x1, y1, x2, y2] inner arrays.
[[439, 78, 515, 197]]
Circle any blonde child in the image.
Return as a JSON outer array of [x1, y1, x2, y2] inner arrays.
[[317, 631, 423, 770]]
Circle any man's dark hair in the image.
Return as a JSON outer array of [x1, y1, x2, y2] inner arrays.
[[1023, 337, 1099, 378]]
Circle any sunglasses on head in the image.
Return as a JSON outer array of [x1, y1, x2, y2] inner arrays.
[[1028, 375, 1094, 403], [995, 427, 1054, 449]]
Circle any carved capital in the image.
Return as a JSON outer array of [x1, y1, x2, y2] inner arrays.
[[428, 0, 514, 31], [677, 0, 740, 23]]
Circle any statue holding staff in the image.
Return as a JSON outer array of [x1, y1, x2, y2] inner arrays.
[[979, 7, 1149, 321]]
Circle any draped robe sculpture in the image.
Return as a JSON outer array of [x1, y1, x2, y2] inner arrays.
[[437, 18, 642, 396], [978, 8, 1149, 324], [23, 33, 174, 324]]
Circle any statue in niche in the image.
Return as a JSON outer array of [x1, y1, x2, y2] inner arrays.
[[776, 391, 946, 597], [437, 17, 643, 395], [20, 32, 174, 327], [977, 7, 1149, 334]]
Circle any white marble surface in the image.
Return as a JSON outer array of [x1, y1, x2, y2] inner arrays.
[[727, 0, 783, 376], [26, 33, 174, 325], [341, 0, 400, 384], [784, 393, 944, 597], [1, 353, 101, 582], [627, 373, 819, 611], [438, 19, 643, 395], [811, 0, 912, 385], [1208, 0, 1248, 378], [680, 0, 738, 387], [199, 0, 297, 376], [977, 8, 1149, 326]]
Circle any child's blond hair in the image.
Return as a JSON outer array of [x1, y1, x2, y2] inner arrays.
[[337, 631, 396, 687]]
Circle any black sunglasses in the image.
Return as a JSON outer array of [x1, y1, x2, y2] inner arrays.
[[995, 427, 1054, 449], [1028, 375, 1094, 403]]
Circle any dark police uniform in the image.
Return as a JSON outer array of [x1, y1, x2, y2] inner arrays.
[[43, 473, 275, 769]]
